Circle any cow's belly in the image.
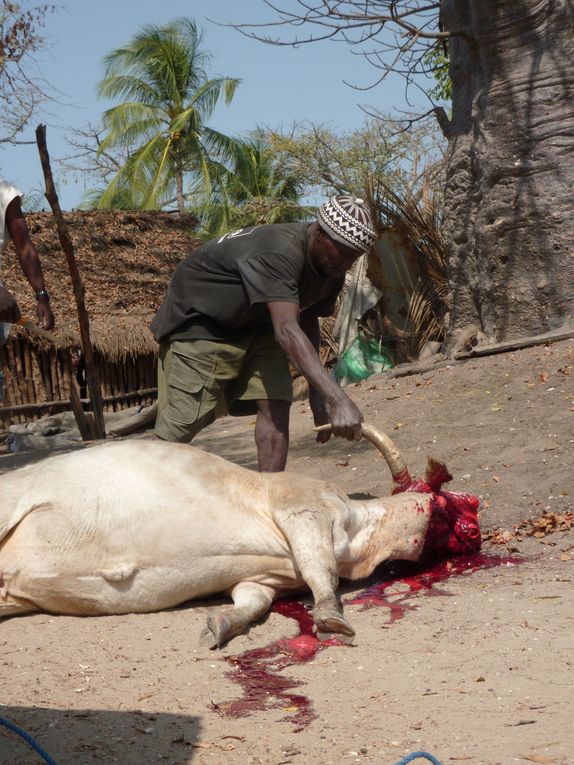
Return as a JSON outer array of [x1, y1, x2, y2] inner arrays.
[[0, 440, 311, 616], [1, 531, 300, 616]]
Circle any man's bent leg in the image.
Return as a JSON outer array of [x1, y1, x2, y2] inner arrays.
[[155, 340, 220, 443], [254, 399, 291, 472]]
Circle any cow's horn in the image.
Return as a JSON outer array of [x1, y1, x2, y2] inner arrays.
[[315, 423, 412, 490]]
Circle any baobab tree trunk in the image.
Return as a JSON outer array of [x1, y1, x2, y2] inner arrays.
[[441, 0, 574, 350]]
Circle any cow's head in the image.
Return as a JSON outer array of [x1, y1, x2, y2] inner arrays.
[[418, 488, 481, 560], [396, 459, 482, 561], [318, 423, 482, 560]]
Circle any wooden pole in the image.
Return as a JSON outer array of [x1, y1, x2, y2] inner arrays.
[[35, 124, 106, 439], [69, 382, 94, 442], [454, 327, 574, 360]]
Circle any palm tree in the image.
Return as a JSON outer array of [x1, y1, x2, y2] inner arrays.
[[196, 137, 311, 239], [96, 17, 240, 212]]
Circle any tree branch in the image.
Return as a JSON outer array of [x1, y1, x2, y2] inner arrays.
[[223, 1, 471, 116]]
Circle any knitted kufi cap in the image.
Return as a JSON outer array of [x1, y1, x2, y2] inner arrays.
[[316, 195, 377, 253]]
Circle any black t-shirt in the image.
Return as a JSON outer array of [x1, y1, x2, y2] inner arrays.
[[151, 222, 344, 342]]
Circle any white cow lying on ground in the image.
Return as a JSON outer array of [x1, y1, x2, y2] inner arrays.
[[0, 426, 480, 647]]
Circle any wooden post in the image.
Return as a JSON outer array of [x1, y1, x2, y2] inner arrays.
[[35, 124, 106, 439], [69, 382, 93, 442]]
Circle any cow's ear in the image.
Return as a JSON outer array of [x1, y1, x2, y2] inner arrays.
[[425, 458, 452, 491]]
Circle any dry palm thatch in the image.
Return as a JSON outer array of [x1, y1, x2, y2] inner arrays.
[[2, 210, 198, 357], [365, 175, 448, 359]]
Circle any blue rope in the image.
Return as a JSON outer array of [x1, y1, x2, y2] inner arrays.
[[0, 715, 60, 765], [394, 752, 444, 765]]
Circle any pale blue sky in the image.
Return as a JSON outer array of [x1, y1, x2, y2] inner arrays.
[[0, 0, 415, 210]]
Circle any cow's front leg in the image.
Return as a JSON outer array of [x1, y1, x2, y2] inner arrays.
[[199, 582, 276, 649], [274, 506, 355, 643]]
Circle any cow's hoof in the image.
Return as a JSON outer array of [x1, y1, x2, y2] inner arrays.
[[199, 612, 230, 649], [199, 626, 220, 649], [313, 609, 355, 643], [316, 629, 355, 645]]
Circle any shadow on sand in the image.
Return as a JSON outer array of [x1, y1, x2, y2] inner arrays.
[[0, 706, 202, 764]]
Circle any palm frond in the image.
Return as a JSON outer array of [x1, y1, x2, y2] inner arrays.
[[365, 173, 448, 359], [193, 137, 309, 239], [100, 103, 166, 150], [96, 75, 163, 106], [196, 126, 244, 166], [188, 76, 241, 119], [95, 16, 239, 213]]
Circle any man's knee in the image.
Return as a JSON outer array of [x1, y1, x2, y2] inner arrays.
[[154, 404, 216, 443]]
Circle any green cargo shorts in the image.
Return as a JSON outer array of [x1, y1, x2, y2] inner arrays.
[[154, 331, 293, 443]]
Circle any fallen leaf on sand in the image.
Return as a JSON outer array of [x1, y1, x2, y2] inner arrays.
[[487, 512, 574, 546], [519, 512, 574, 536], [484, 528, 515, 545], [519, 755, 558, 764]]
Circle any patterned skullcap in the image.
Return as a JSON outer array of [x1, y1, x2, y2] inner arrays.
[[316, 195, 377, 253]]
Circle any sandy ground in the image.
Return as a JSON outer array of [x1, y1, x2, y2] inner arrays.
[[0, 339, 572, 765]]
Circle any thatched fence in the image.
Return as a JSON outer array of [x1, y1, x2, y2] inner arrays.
[[0, 319, 158, 430]]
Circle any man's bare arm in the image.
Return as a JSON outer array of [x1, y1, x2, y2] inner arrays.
[[5, 197, 54, 330], [267, 301, 362, 441], [298, 311, 333, 442]]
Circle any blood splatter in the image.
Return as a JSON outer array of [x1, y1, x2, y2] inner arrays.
[[209, 600, 326, 731], [210, 554, 521, 731]]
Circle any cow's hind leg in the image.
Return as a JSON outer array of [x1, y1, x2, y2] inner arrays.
[[0, 598, 39, 617], [0, 568, 38, 618], [199, 582, 275, 649]]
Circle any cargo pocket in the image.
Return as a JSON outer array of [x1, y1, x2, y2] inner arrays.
[[165, 347, 218, 427], [167, 379, 206, 426]]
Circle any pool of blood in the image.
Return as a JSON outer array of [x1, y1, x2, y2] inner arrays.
[[210, 554, 522, 731]]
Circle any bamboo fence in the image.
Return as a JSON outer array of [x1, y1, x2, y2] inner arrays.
[[0, 332, 157, 431]]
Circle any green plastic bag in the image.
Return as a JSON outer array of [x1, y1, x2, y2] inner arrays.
[[334, 335, 394, 383]]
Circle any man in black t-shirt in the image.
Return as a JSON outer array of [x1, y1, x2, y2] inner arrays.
[[151, 195, 377, 471]]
